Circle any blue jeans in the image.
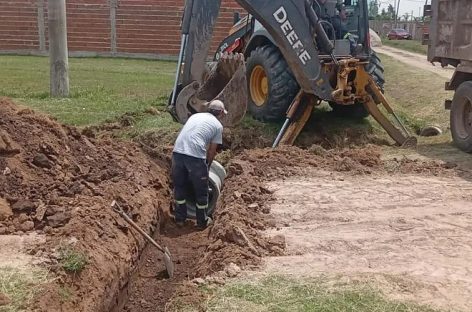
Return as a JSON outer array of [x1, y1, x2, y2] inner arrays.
[[171, 152, 209, 226]]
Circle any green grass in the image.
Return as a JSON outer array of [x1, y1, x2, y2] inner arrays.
[[0, 53, 452, 146], [113, 108, 182, 140], [0, 55, 176, 126], [0, 267, 49, 312], [58, 247, 88, 274], [203, 276, 440, 312], [380, 53, 451, 131], [382, 38, 428, 55], [0, 48, 461, 312]]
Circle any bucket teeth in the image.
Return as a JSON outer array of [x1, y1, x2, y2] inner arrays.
[[213, 52, 245, 78]]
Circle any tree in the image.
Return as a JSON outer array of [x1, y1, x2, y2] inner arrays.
[[387, 4, 396, 20], [368, 0, 379, 18], [379, 8, 388, 20], [378, 5, 395, 20], [378, 8, 388, 20]]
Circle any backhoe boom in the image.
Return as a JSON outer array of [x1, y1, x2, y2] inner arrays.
[[168, 0, 416, 147]]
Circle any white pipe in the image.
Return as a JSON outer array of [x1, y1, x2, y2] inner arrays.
[[186, 161, 226, 218]]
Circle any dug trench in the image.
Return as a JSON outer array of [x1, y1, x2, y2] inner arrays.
[[0, 98, 465, 311], [116, 137, 463, 310], [0, 98, 285, 311], [0, 98, 175, 312]]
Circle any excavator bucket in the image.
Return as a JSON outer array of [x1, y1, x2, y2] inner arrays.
[[174, 53, 248, 127]]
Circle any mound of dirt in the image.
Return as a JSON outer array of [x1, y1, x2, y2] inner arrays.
[[0, 98, 172, 312], [196, 145, 454, 275], [1, 97, 456, 311], [196, 146, 378, 275]]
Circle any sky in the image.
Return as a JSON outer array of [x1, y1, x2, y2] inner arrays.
[[377, 0, 428, 18]]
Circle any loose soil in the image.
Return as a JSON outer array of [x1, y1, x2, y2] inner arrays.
[[0, 233, 46, 270], [118, 140, 279, 312], [0, 98, 286, 312], [263, 168, 472, 311], [2, 97, 469, 311], [0, 98, 173, 312], [122, 142, 461, 311]]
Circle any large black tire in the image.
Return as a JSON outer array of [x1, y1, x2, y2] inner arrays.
[[329, 50, 385, 119], [246, 45, 299, 122], [450, 81, 472, 153], [365, 51, 385, 88]]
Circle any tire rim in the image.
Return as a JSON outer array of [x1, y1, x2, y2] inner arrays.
[[250, 65, 268, 107]]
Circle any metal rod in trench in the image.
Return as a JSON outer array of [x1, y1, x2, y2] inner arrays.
[[111, 201, 175, 278], [170, 34, 188, 106], [272, 118, 291, 148], [272, 90, 305, 148], [170, 0, 194, 106]]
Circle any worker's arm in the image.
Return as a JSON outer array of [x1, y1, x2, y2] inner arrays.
[[207, 124, 223, 167], [206, 143, 218, 167]]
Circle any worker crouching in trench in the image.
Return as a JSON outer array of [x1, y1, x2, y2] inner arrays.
[[171, 100, 227, 230]]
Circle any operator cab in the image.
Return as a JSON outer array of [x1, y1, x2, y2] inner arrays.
[[230, 0, 370, 62], [312, 0, 370, 59], [215, 1, 370, 62]]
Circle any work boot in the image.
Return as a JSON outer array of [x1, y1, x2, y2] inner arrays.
[[196, 208, 208, 229], [195, 217, 213, 231], [173, 203, 187, 224]]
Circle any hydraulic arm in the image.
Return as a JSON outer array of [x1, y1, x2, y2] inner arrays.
[[168, 0, 416, 147]]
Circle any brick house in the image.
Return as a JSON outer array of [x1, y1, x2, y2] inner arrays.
[[0, 0, 244, 58]]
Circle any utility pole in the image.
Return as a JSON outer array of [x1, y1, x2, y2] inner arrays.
[[393, 0, 397, 27], [48, 0, 69, 97], [395, 0, 401, 27]]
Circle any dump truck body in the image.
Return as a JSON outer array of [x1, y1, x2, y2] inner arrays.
[[427, 0, 472, 152], [427, 0, 472, 65]]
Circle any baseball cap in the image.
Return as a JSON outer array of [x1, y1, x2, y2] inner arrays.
[[208, 100, 228, 115]]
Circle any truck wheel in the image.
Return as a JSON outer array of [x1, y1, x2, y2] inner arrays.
[[329, 50, 385, 119], [246, 45, 299, 121], [451, 81, 472, 153]]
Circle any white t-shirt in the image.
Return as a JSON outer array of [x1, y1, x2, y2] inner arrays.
[[173, 113, 223, 159]]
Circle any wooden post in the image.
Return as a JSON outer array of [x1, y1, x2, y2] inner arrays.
[[37, 0, 46, 53], [110, 0, 118, 55], [393, 0, 397, 27], [48, 0, 69, 97]]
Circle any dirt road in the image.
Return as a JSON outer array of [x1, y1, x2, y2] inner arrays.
[[375, 45, 454, 79], [264, 169, 472, 311]]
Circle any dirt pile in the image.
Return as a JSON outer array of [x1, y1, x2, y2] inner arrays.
[[1, 97, 457, 311], [195, 146, 380, 275], [197, 145, 455, 275], [0, 98, 172, 312], [196, 160, 280, 275]]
